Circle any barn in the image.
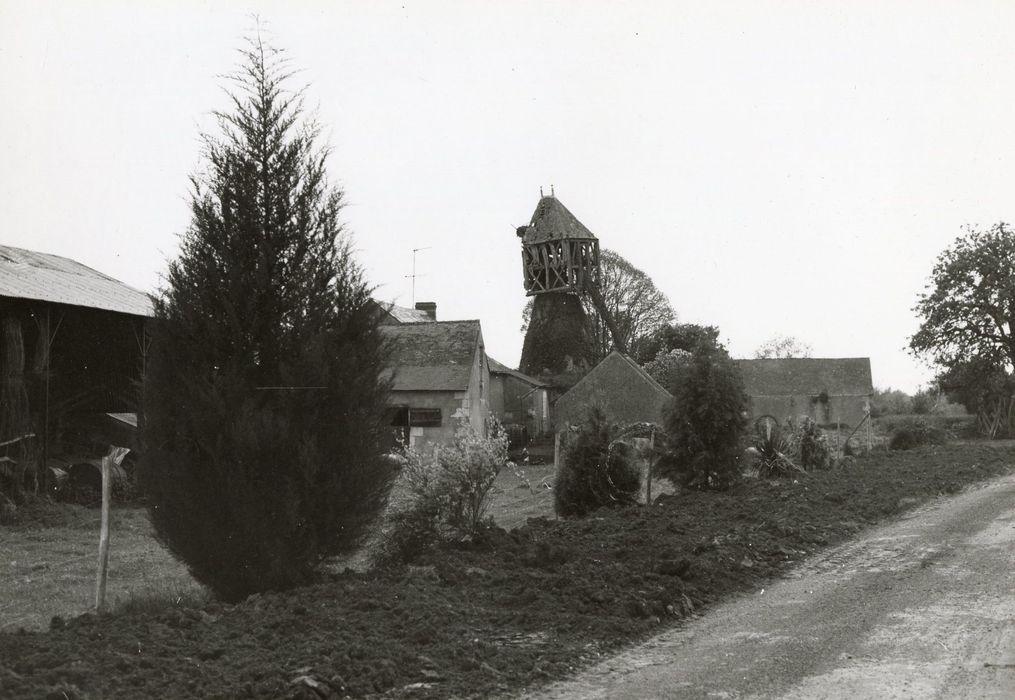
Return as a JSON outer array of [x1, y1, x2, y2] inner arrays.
[[0, 245, 152, 500], [736, 357, 874, 427]]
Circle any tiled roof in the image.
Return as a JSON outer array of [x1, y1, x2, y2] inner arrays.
[[555, 351, 673, 427], [0, 244, 153, 317], [487, 356, 550, 387], [380, 320, 482, 392], [376, 300, 432, 323], [736, 358, 873, 397]]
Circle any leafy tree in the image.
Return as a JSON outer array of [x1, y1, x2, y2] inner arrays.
[[634, 322, 721, 364], [936, 358, 1015, 414], [642, 348, 691, 389], [140, 36, 396, 601], [910, 223, 1015, 408], [869, 387, 913, 417], [520, 249, 676, 362], [753, 335, 813, 359], [657, 343, 748, 490]]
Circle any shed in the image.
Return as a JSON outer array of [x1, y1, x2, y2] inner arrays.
[[379, 320, 489, 449], [553, 351, 673, 428], [487, 357, 550, 437], [735, 357, 874, 427]]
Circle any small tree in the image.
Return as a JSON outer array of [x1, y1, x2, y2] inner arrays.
[[658, 344, 748, 489], [554, 406, 641, 518], [140, 36, 396, 601]]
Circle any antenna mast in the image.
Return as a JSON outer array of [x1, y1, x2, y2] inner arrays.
[[405, 246, 431, 305]]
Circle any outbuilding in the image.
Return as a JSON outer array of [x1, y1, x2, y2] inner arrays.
[[735, 357, 874, 427], [0, 245, 151, 500], [553, 350, 673, 429]]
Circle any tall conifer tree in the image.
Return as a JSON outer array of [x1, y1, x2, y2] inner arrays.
[[140, 36, 395, 601]]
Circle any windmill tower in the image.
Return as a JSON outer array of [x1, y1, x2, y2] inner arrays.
[[517, 192, 626, 384]]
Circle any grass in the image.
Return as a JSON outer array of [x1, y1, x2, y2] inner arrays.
[[0, 505, 203, 632]]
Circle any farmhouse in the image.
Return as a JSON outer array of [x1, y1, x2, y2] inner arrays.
[[554, 350, 673, 428], [0, 244, 152, 499], [487, 357, 550, 438], [736, 357, 874, 427], [379, 319, 490, 449]]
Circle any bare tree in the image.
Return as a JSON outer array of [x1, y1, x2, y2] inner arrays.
[[754, 335, 813, 359]]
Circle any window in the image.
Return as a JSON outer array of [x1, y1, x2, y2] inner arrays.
[[409, 408, 442, 428]]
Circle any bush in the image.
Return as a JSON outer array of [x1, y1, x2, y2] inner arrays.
[[139, 40, 396, 602], [751, 418, 802, 477], [888, 418, 950, 450], [796, 417, 833, 470], [554, 406, 641, 518], [657, 345, 749, 489], [394, 412, 510, 543]]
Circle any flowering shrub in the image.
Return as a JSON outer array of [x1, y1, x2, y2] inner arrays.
[[397, 411, 512, 539]]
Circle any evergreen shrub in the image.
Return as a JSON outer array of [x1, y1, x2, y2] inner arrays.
[[554, 406, 641, 518], [657, 345, 748, 489], [140, 38, 396, 602]]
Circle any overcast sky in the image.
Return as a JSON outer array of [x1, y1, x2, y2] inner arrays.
[[3, 1, 1014, 392]]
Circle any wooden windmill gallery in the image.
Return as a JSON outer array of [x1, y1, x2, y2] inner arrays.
[[516, 190, 627, 388]]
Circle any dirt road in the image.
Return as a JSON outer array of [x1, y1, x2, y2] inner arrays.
[[524, 473, 1015, 699]]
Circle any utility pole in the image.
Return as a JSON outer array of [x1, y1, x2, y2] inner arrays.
[[405, 247, 431, 305]]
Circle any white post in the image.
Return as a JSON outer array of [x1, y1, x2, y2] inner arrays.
[[95, 446, 129, 613], [95, 453, 112, 612]]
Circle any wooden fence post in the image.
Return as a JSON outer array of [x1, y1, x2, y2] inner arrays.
[[95, 446, 129, 613], [646, 431, 654, 506]]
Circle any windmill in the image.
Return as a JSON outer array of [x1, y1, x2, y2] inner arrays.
[[516, 191, 627, 382]]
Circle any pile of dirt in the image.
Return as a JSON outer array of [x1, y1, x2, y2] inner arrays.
[[2, 443, 1013, 699]]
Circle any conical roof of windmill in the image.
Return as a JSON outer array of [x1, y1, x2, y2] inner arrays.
[[518, 195, 597, 244]]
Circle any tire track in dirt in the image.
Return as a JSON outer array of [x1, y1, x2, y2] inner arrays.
[[519, 473, 1015, 699]]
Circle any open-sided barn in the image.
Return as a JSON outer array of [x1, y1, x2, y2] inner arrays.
[[0, 245, 151, 500]]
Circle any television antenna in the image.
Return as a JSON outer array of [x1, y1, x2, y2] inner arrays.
[[405, 246, 431, 305]]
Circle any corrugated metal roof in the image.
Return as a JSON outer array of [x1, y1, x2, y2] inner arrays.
[[0, 245, 153, 317], [736, 358, 874, 397]]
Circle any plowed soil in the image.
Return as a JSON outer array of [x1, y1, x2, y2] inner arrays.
[[2, 443, 1014, 699]]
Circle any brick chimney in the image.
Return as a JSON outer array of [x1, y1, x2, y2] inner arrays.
[[414, 302, 437, 320]]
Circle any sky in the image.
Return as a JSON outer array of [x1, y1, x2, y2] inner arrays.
[[3, 1, 1015, 392]]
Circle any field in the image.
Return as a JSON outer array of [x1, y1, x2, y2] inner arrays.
[[2, 442, 1014, 699]]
